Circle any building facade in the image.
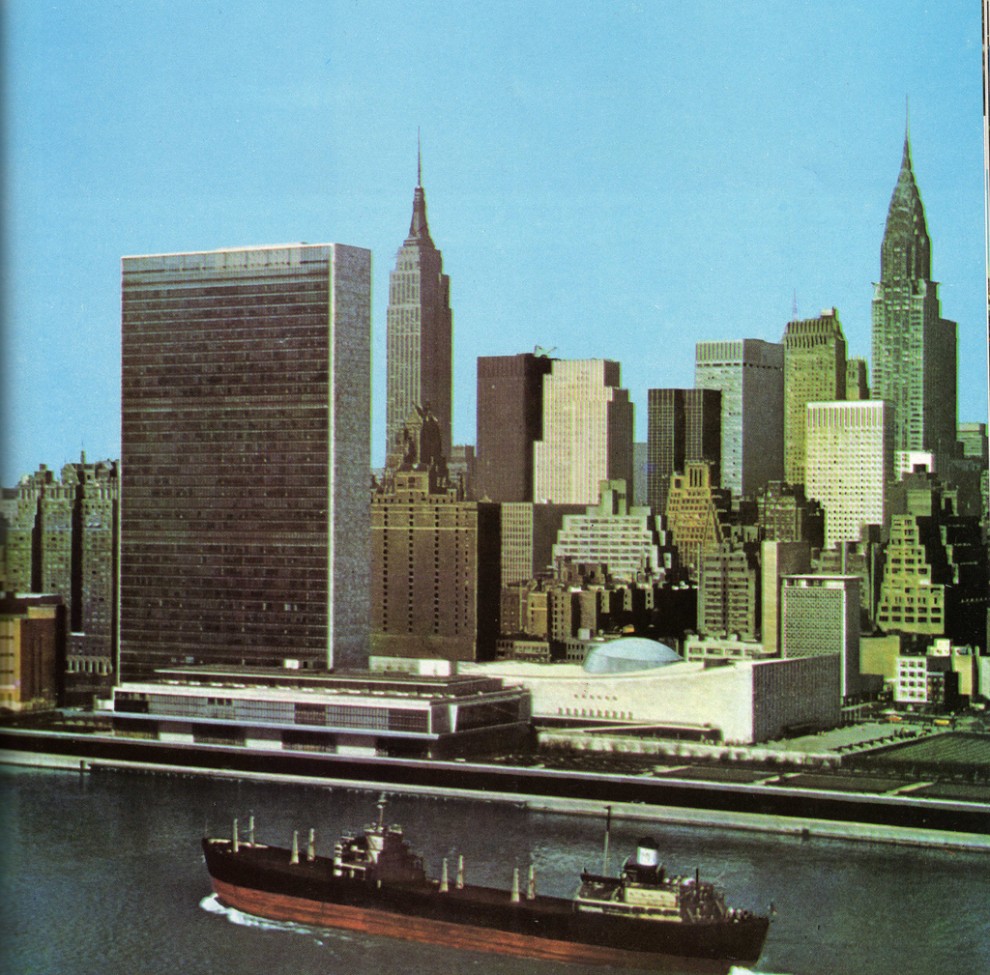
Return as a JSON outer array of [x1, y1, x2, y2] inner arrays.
[[475, 353, 553, 502], [754, 481, 824, 548], [0, 593, 63, 711], [871, 128, 957, 466], [695, 338, 783, 498], [697, 541, 761, 641], [111, 666, 531, 759], [532, 359, 633, 505], [664, 461, 730, 580], [385, 157, 453, 457], [760, 540, 812, 656], [499, 502, 584, 587], [805, 400, 893, 548], [846, 358, 870, 400], [552, 480, 668, 584], [646, 387, 721, 517], [2, 458, 119, 702], [119, 244, 371, 681], [782, 308, 847, 485], [371, 469, 501, 664], [879, 472, 988, 649], [464, 648, 840, 745], [781, 574, 861, 700]]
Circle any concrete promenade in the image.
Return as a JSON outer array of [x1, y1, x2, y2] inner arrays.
[[3, 743, 987, 854]]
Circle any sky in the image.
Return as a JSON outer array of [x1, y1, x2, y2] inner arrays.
[[2, 0, 987, 483]]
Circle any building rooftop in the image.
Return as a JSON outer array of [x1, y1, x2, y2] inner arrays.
[[152, 665, 509, 700]]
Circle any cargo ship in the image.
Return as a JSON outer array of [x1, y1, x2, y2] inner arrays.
[[202, 798, 770, 970]]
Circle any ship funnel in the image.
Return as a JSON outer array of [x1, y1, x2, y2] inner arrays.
[[307, 828, 316, 862], [291, 830, 300, 865], [635, 837, 660, 868], [232, 818, 239, 854]]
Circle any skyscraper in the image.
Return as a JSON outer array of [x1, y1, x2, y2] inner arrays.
[[805, 400, 893, 549], [782, 308, 847, 485], [646, 388, 721, 517], [385, 150, 453, 458], [119, 243, 371, 682], [3, 457, 119, 703], [695, 339, 783, 498], [871, 124, 957, 465], [532, 359, 633, 505], [475, 352, 553, 502]]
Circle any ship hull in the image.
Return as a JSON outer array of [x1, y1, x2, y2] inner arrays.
[[203, 840, 768, 970]]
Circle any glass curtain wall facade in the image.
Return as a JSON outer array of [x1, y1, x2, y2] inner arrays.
[[119, 244, 371, 682]]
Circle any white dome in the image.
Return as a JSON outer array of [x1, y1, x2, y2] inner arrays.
[[582, 637, 682, 674]]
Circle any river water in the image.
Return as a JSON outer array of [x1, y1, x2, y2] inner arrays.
[[1, 765, 987, 975]]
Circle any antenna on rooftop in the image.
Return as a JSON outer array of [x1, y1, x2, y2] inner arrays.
[[792, 290, 798, 319]]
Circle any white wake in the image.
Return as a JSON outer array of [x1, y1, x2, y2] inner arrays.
[[198, 894, 354, 946]]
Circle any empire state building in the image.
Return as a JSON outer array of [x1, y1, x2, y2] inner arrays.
[[385, 149, 453, 459], [871, 122, 957, 464]]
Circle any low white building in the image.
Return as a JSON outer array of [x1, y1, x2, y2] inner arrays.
[[461, 636, 839, 744], [109, 665, 531, 758]]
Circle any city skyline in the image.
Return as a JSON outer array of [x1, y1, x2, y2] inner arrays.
[[3, 1, 987, 484]]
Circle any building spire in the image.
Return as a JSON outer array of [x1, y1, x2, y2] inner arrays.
[[881, 105, 930, 283], [406, 132, 433, 244], [902, 95, 911, 167]]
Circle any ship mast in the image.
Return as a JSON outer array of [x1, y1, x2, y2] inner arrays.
[[601, 805, 612, 875]]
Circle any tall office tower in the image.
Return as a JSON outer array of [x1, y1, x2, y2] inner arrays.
[[805, 401, 893, 549], [664, 461, 731, 580], [646, 388, 721, 517], [698, 541, 761, 641], [846, 358, 870, 400], [695, 339, 783, 498], [120, 244, 371, 682], [781, 574, 861, 700], [475, 353, 553, 501], [552, 480, 669, 583], [871, 126, 957, 465], [782, 308, 847, 485], [371, 468, 501, 664], [385, 153, 453, 458], [760, 540, 812, 655], [532, 359, 634, 505]]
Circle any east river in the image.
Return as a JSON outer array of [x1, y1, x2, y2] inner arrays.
[[2, 765, 987, 975]]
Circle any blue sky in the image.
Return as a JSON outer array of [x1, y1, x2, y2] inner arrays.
[[2, 0, 986, 482]]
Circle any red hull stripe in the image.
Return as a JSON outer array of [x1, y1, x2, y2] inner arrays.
[[211, 878, 704, 970]]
